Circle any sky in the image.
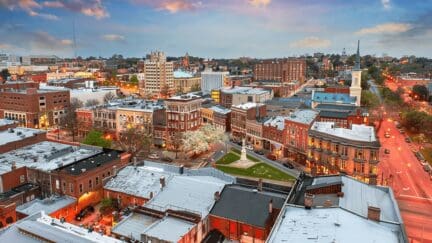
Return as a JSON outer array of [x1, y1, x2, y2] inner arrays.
[[0, 0, 431, 58]]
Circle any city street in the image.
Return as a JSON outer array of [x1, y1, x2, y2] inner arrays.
[[378, 118, 432, 243]]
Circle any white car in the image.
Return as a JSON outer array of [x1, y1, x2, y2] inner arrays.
[[148, 153, 159, 159], [246, 145, 254, 151]]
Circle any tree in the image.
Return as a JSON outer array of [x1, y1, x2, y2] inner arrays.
[[412, 85, 429, 101], [0, 69, 10, 81], [182, 124, 227, 157], [168, 132, 183, 159], [103, 92, 116, 103], [130, 75, 139, 84], [59, 98, 83, 142], [361, 90, 380, 109], [83, 130, 112, 148], [117, 127, 153, 159], [401, 110, 430, 132], [85, 99, 100, 107]]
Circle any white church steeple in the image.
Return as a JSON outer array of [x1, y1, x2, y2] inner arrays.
[[350, 40, 362, 106]]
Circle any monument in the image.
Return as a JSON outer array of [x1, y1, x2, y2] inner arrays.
[[240, 138, 248, 161]]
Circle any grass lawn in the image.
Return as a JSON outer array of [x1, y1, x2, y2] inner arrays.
[[216, 163, 295, 182], [230, 148, 260, 162], [420, 148, 432, 166], [216, 152, 240, 165]]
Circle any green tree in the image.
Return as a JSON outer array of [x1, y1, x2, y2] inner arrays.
[[412, 85, 429, 101], [130, 75, 139, 84], [0, 69, 11, 81], [83, 130, 112, 148], [401, 110, 430, 132], [361, 90, 380, 109]]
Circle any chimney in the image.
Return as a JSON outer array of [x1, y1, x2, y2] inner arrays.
[[214, 191, 220, 201], [149, 191, 154, 199], [367, 206, 381, 221], [113, 165, 118, 177], [304, 193, 314, 209], [179, 165, 184, 175], [133, 157, 137, 167], [258, 178, 263, 191], [11, 162, 17, 170], [268, 199, 273, 214], [159, 176, 166, 189]]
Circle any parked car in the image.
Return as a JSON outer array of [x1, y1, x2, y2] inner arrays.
[[384, 132, 390, 138], [254, 150, 264, 155], [399, 129, 405, 134], [246, 145, 253, 150], [75, 206, 95, 221], [148, 153, 159, 159], [267, 154, 277, 160], [405, 137, 411, 143], [161, 157, 173, 162], [384, 149, 390, 154], [283, 162, 295, 169]]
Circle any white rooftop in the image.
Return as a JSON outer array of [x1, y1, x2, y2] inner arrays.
[[268, 206, 401, 243], [112, 212, 158, 241], [285, 109, 318, 125], [210, 105, 231, 115], [104, 166, 174, 199], [0, 212, 122, 243], [311, 122, 377, 142], [0, 119, 15, 127], [0, 141, 101, 174], [264, 116, 285, 130], [142, 217, 195, 242], [0, 127, 45, 147], [117, 99, 164, 112], [145, 175, 227, 217], [173, 70, 193, 78], [168, 93, 202, 101], [233, 102, 263, 110], [16, 196, 76, 216], [221, 86, 269, 95]]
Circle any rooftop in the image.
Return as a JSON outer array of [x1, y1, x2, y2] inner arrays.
[[0, 119, 16, 127], [264, 116, 286, 130], [16, 196, 76, 216], [112, 212, 158, 241], [63, 149, 122, 176], [117, 99, 165, 112], [233, 102, 264, 110], [268, 206, 402, 243], [142, 216, 195, 242], [312, 91, 356, 105], [210, 105, 231, 115], [0, 127, 45, 147], [173, 70, 194, 78], [210, 185, 287, 228], [285, 109, 318, 125], [311, 122, 377, 142], [0, 212, 122, 243], [221, 86, 269, 95], [167, 93, 202, 101], [0, 141, 101, 175]]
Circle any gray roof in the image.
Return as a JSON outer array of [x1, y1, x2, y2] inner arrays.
[[210, 185, 287, 228], [142, 217, 195, 242], [16, 196, 76, 216], [112, 212, 158, 240]]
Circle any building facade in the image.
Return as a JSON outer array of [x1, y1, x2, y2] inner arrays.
[[140, 51, 174, 98], [201, 69, 229, 94], [254, 58, 306, 83]]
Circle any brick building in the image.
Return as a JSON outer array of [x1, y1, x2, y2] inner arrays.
[[0, 126, 47, 154], [247, 81, 300, 98], [76, 108, 93, 138], [315, 104, 369, 128], [262, 117, 286, 159], [165, 94, 203, 141], [254, 58, 306, 83], [307, 122, 380, 184], [211, 106, 231, 132], [220, 86, 273, 108], [231, 103, 266, 140], [0, 87, 70, 128]]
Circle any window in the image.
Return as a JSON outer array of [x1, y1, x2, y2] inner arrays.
[[340, 160, 346, 170], [89, 179, 92, 189], [96, 176, 99, 185], [79, 184, 83, 193], [355, 149, 364, 160], [370, 150, 378, 161], [70, 183, 74, 193], [55, 179, 60, 190], [19, 175, 25, 183], [341, 146, 348, 156]]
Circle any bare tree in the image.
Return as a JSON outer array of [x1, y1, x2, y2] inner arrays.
[[85, 99, 100, 107], [168, 132, 183, 159], [59, 98, 83, 142], [103, 92, 116, 104], [117, 127, 153, 159]]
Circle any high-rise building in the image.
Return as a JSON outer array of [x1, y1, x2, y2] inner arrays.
[[140, 51, 174, 99], [201, 69, 229, 94], [254, 58, 306, 83]]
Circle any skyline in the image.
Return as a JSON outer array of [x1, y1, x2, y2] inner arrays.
[[0, 0, 431, 58]]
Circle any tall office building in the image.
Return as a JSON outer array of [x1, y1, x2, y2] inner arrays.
[[254, 58, 306, 83], [140, 51, 174, 98], [201, 69, 229, 94]]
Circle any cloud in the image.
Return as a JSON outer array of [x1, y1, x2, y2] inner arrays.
[[381, 0, 390, 9], [42, 0, 109, 19], [131, 0, 202, 13], [249, 0, 271, 7], [0, 0, 59, 20], [355, 23, 411, 35], [102, 34, 125, 42], [290, 37, 331, 48]]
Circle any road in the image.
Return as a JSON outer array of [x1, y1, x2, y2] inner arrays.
[[378, 118, 432, 243], [368, 80, 383, 102], [227, 141, 300, 178]]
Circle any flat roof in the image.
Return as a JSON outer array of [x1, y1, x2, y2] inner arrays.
[[233, 102, 264, 110], [16, 196, 76, 216], [0, 212, 122, 243], [63, 149, 121, 176], [104, 166, 174, 199], [264, 116, 286, 130], [312, 91, 356, 104], [311, 122, 377, 142], [285, 109, 318, 124], [173, 70, 194, 78], [268, 206, 402, 243], [142, 216, 195, 242], [221, 86, 269, 95], [0, 119, 16, 127], [167, 93, 202, 101], [0, 141, 100, 175], [112, 212, 158, 241], [210, 105, 231, 115], [117, 99, 164, 112], [210, 185, 286, 228], [0, 127, 45, 147]]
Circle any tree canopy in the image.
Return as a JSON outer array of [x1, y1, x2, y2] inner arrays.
[[82, 130, 112, 148]]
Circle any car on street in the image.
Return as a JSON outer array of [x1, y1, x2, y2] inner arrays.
[[384, 149, 390, 154], [384, 132, 390, 138], [254, 150, 264, 155], [246, 145, 253, 150], [405, 137, 411, 143], [283, 162, 295, 169], [267, 154, 277, 161], [148, 153, 159, 159], [399, 129, 405, 134]]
